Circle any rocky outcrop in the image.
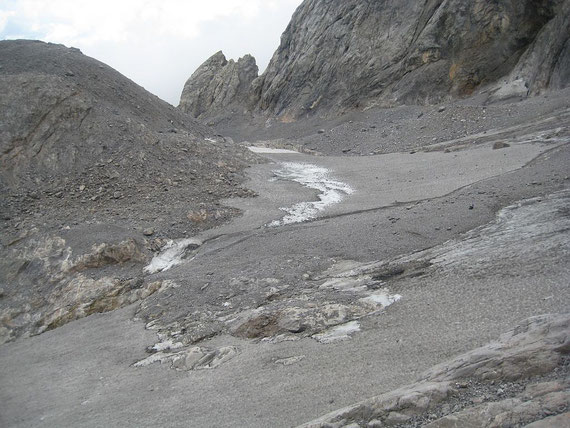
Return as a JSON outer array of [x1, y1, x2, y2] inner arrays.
[[134, 188, 569, 358], [181, 0, 570, 121], [133, 344, 239, 371], [490, 0, 570, 100], [66, 239, 147, 272], [299, 313, 570, 428], [0, 232, 174, 343], [179, 51, 258, 118]]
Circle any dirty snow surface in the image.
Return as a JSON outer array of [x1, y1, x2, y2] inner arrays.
[[269, 162, 354, 226]]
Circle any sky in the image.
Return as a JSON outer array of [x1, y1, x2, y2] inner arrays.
[[0, 0, 303, 105]]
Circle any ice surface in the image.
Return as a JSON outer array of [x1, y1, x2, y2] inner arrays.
[[312, 321, 361, 343], [144, 238, 202, 274], [361, 290, 402, 308], [248, 146, 301, 154], [269, 162, 354, 226]]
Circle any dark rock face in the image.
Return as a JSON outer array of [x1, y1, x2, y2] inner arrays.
[[181, 0, 569, 120], [179, 51, 258, 118], [490, 0, 570, 100]]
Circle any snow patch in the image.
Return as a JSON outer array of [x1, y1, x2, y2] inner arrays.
[[151, 339, 184, 352], [269, 162, 354, 226], [312, 321, 361, 343], [361, 290, 402, 308], [144, 238, 202, 274], [248, 146, 300, 154]]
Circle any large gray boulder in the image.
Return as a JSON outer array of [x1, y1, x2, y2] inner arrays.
[[180, 0, 570, 121]]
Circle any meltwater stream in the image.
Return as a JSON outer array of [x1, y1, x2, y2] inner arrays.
[[269, 162, 354, 227]]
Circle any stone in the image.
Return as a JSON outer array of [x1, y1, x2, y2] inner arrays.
[[523, 381, 566, 399], [265, 287, 280, 301], [233, 312, 282, 339], [493, 141, 511, 150], [134, 345, 239, 371], [423, 314, 570, 383], [426, 390, 570, 427], [143, 228, 155, 236], [230, 298, 385, 342], [398, 391, 431, 411], [385, 412, 411, 425], [274, 355, 306, 366], [66, 239, 147, 272]]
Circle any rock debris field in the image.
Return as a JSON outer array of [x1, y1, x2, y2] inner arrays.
[[1, 16, 570, 426], [1, 85, 569, 427]]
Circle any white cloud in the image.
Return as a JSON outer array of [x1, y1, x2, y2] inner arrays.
[[0, 10, 15, 32], [0, 0, 303, 104], [2, 0, 300, 45]]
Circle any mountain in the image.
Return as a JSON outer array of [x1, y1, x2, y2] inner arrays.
[[0, 40, 258, 342], [179, 0, 570, 121], [0, 40, 257, 236]]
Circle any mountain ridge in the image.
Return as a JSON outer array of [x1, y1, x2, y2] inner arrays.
[[179, 0, 570, 122]]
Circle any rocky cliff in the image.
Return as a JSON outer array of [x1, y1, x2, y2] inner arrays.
[[179, 51, 258, 119], [180, 0, 570, 121]]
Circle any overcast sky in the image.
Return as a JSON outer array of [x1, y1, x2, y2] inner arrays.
[[0, 0, 303, 104]]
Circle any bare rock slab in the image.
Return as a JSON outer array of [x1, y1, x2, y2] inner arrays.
[[298, 313, 570, 428]]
